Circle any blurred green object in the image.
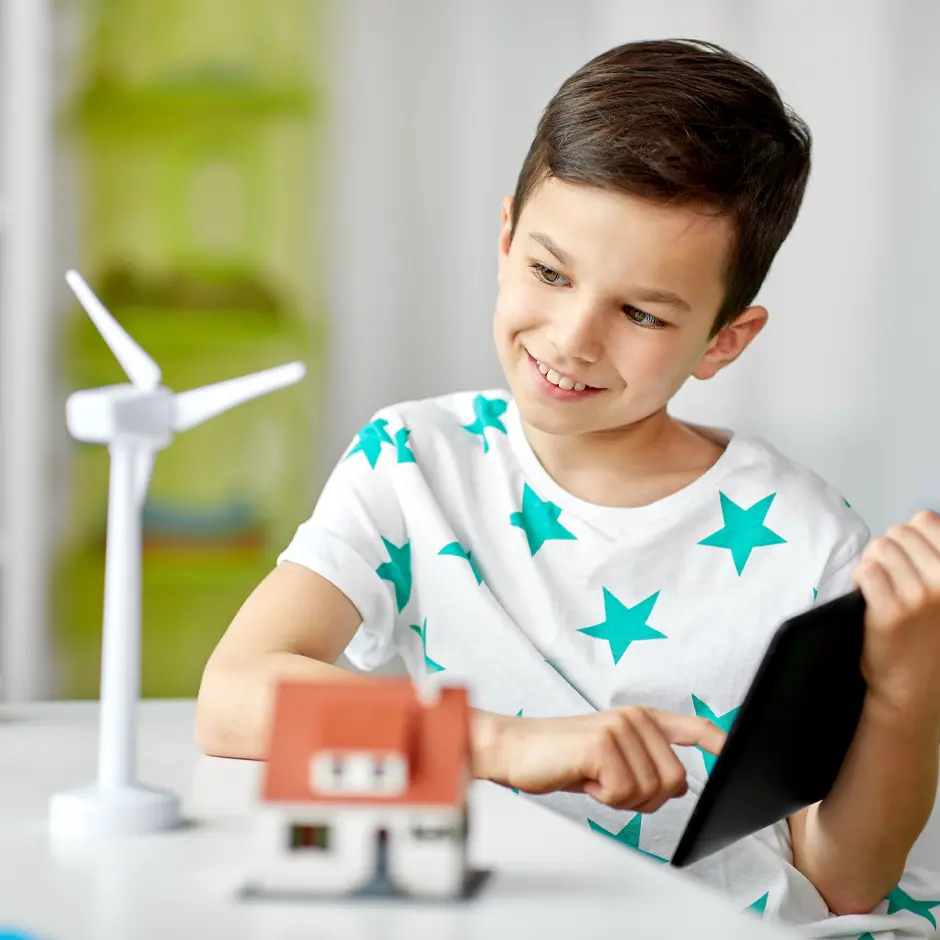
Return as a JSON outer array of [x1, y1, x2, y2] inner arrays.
[[53, 0, 328, 698]]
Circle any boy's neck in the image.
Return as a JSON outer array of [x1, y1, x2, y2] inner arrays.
[[521, 408, 727, 509]]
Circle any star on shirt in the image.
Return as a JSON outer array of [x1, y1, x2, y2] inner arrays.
[[692, 694, 741, 774], [394, 426, 416, 464], [510, 483, 577, 555], [588, 815, 667, 863], [813, 586, 818, 603], [578, 588, 666, 665], [409, 618, 444, 673], [745, 892, 769, 916], [376, 537, 412, 611], [886, 886, 940, 928], [345, 418, 394, 469], [698, 491, 787, 575], [438, 541, 483, 584], [461, 393, 508, 453]]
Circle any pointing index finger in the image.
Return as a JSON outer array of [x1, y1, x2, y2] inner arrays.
[[649, 709, 727, 756]]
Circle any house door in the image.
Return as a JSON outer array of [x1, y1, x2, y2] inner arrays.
[[375, 827, 390, 884]]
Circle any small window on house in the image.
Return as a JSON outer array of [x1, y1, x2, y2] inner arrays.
[[310, 751, 408, 794], [331, 755, 344, 783], [289, 824, 331, 851], [410, 823, 458, 841]]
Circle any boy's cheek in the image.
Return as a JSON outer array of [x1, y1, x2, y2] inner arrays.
[[494, 297, 536, 342]]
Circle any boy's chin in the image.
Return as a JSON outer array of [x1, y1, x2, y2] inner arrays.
[[513, 391, 608, 437]]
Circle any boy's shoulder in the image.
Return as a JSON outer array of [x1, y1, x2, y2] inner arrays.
[[739, 429, 871, 566], [363, 388, 513, 446]]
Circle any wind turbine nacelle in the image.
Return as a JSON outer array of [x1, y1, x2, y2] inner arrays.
[[66, 385, 175, 448]]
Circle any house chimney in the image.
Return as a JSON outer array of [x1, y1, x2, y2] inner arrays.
[[414, 673, 441, 707]]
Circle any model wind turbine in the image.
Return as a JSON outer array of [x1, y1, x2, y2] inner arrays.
[[49, 270, 306, 838]]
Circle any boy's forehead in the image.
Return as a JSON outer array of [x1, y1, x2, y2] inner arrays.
[[518, 178, 731, 303]]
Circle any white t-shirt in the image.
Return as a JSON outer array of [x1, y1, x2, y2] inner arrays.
[[279, 389, 940, 938]]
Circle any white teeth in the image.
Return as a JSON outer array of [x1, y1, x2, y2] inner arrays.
[[536, 358, 588, 391]]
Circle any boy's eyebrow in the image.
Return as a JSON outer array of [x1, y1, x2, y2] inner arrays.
[[528, 231, 693, 313], [529, 232, 574, 267], [630, 286, 692, 313]]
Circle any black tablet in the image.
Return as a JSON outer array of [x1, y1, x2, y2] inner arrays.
[[670, 588, 867, 868]]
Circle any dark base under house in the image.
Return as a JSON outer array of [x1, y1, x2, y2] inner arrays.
[[239, 868, 492, 904]]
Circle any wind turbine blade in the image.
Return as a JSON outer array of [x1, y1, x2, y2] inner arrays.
[[65, 269, 162, 390], [173, 361, 306, 432], [135, 449, 156, 508]]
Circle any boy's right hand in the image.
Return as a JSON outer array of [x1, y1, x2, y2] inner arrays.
[[488, 707, 725, 814]]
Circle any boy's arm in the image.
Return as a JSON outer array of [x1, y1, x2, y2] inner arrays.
[[195, 560, 506, 776], [788, 696, 939, 915], [788, 510, 940, 915]]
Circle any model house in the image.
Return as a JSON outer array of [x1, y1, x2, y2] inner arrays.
[[253, 678, 472, 898]]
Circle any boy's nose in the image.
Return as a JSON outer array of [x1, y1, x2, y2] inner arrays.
[[547, 303, 604, 365]]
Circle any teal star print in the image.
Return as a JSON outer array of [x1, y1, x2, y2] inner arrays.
[[394, 426, 416, 464], [345, 418, 394, 469], [376, 537, 412, 611], [745, 892, 768, 916], [461, 394, 508, 453], [812, 586, 818, 602], [692, 695, 740, 774], [588, 816, 667, 864], [578, 588, 665, 665], [856, 935, 875, 940], [844, 497, 852, 508], [409, 619, 444, 674], [886, 886, 940, 928], [698, 491, 787, 575], [438, 541, 483, 584], [510, 483, 577, 555]]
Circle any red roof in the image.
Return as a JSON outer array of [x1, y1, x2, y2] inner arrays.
[[261, 679, 470, 807]]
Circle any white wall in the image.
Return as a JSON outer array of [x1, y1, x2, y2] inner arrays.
[[321, 0, 940, 538]]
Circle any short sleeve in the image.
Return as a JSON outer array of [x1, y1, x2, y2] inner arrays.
[[277, 409, 409, 671], [813, 518, 871, 607]]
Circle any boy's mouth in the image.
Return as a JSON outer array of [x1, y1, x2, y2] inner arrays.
[[525, 350, 602, 397]]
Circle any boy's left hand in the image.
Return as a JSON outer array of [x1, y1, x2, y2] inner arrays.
[[852, 509, 940, 723]]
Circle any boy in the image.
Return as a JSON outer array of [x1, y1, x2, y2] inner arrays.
[[196, 39, 940, 937]]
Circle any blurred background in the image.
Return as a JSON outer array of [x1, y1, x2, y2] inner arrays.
[[1, 0, 938, 702]]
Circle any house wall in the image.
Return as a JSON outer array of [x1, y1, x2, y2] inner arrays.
[[388, 808, 467, 897], [255, 803, 466, 896]]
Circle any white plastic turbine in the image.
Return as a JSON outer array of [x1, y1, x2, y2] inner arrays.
[[49, 270, 306, 839]]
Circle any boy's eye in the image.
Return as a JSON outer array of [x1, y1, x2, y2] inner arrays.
[[625, 306, 669, 330], [529, 261, 570, 287], [528, 261, 669, 330]]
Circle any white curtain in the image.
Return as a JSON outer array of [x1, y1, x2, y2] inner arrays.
[[322, 0, 940, 537]]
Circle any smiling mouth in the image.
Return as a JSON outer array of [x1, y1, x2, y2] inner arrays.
[[525, 350, 599, 392]]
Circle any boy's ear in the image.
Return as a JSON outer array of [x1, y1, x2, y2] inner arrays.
[[692, 306, 769, 380], [497, 195, 514, 286]]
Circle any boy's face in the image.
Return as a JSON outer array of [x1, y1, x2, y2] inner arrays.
[[494, 178, 767, 439]]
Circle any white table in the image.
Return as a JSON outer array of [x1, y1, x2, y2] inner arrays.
[[0, 700, 797, 940]]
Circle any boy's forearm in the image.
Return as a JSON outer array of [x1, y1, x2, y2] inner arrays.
[[791, 694, 940, 915], [195, 649, 365, 759], [195, 650, 511, 781]]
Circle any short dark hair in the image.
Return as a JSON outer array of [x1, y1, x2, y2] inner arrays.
[[511, 39, 812, 338]]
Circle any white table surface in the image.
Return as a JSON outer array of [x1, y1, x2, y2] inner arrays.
[[0, 700, 798, 940]]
